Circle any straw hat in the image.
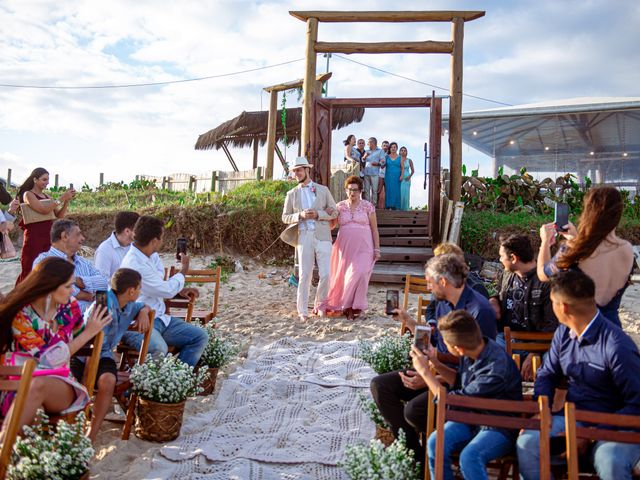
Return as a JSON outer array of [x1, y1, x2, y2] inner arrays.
[[291, 157, 313, 169]]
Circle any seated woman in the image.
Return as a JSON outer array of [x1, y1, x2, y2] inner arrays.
[[537, 186, 634, 326], [0, 257, 111, 441], [320, 175, 381, 320]]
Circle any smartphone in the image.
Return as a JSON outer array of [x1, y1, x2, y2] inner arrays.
[[385, 289, 399, 315], [95, 290, 108, 309], [69, 183, 74, 190], [176, 237, 187, 261], [414, 325, 432, 351], [554, 202, 569, 232]]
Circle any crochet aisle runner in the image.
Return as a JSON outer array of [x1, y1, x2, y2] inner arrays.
[[149, 338, 376, 479]]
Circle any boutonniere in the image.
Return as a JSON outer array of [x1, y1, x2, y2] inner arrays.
[[310, 185, 316, 194]]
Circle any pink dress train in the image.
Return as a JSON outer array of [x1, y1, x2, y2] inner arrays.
[[321, 199, 376, 312]]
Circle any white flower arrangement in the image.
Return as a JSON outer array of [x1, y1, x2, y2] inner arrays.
[[358, 333, 412, 374], [130, 354, 209, 403], [357, 392, 390, 429], [340, 430, 420, 480], [198, 323, 240, 369], [8, 410, 94, 480]]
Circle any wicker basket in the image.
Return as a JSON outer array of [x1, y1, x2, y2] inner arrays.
[[198, 367, 219, 396], [375, 425, 395, 447], [135, 398, 185, 442]]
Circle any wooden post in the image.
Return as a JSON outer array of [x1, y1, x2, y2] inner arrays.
[[252, 137, 259, 169], [301, 17, 318, 159], [135, 175, 139, 181], [188, 175, 195, 192], [99, 172, 104, 186], [265, 90, 278, 180], [162, 176, 167, 190], [448, 17, 464, 202], [210, 171, 217, 192], [6, 169, 11, 187], [256, 166, 263, 181], [54, 174, 59, 188]]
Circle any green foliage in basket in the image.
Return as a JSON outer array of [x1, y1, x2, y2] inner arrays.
[[198, 323, 241, 369], [8, 410, 93, 480], [358, 333, 412, 374], [340, 430, 420, 480], [357, 392, 390, 429], [131, 354, 209, 403]]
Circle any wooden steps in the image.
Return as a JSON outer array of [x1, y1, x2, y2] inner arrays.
[[372, 209, 433, 284]]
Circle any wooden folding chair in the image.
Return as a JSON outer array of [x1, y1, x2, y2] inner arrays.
[[167, 266, 221, 324], [401, 274, 431, 334], [434, 385, 551, 480], [504, 327, 554, 381], [0, 359, 36, 479], [564, 402, 640, 480], [118, 309, 154, 440]]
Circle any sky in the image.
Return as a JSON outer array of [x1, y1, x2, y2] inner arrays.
[[1, 0, 639, 207]]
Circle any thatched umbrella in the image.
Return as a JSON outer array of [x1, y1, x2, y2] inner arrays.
[[195, 106, 364, 171]]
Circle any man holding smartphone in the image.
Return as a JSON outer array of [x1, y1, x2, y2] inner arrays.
[[120, 215, 207, 367], [281, 157, 338, 322]]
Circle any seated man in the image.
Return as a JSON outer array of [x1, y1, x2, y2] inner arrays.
[[517, 270, 640, 480], [120, 215, 208, 367], [371, 253, 497, 468], [71, 268, 150, 443], [411, 310, 522, 480], [34, 219, 108, 311], [491, 234, 558, 377], [94, 211, 140, 279]]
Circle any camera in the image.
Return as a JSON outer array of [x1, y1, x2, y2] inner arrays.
[[414, 325, 432, 351], [95, 290, 108, 309], [176, 238, 188, 261], [385, 289, 399, 315]]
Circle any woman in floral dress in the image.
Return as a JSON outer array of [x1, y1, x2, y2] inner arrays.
[[320, 176, 381, 319], [0, 257, 111, 441]]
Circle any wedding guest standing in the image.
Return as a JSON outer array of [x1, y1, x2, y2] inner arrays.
[[15, 168, 75, 284], [320, 176, 380, 320], [384, 142, 402, 210], [343, 134, 361, 176], [399, 146, 414, 211], [377, 140, 389, 209], [537, 186, 634, 326]]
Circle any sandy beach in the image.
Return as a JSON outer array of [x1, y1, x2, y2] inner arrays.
[[1, 251, 639, 479]]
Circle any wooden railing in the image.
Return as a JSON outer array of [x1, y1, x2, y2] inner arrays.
[[140, 167, 263, 194]]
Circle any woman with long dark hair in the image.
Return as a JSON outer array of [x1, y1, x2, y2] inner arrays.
[[15, 168, 75, 284], [343, 134, 361, 177], [537, 186, 634, 326], [0, 257, 111, 441]]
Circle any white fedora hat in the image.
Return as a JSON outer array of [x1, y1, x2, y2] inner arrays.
[[291, 156, 313, 169]]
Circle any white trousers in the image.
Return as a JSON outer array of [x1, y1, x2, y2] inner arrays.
[[363, 175, 379, 205], [296, 230, 332, 316]]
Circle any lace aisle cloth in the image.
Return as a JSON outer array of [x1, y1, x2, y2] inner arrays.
[[149, 338, 376, 479]]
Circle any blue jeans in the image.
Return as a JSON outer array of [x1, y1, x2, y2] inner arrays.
[[517, 414, 640, 480], [122, 317, 208, 367], [427, 421, 514, 480]]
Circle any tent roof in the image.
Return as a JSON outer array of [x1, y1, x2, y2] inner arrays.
[[195, 106, 364, 151]]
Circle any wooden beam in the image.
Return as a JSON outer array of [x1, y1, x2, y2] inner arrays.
[[290, 11, 485, 23], [301, 17, 318, 159], [315, 41, 453, 55], [321, 97, 432, 108], [220, 142, 239, 172], [264, 72, 332, 93], [448, 17, 464, 202], [252, 137, 259, 169], [274, 143, 289, 174], [265, 90, 278, 180]]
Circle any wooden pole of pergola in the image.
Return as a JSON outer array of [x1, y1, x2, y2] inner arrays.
[[290, 10, 485, 201], [263, 72, 332, 180]]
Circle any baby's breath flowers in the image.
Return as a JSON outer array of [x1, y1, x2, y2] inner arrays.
[[358, 333, 412, 374]]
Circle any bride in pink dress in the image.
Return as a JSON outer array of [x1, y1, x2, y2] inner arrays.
[[320, 175, 381, 319]]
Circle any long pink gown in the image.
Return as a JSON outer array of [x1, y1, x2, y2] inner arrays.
[[321, 199, 376, 312]]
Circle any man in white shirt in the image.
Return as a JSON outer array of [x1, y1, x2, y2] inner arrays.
[[120, 215, 208, 366], [281, 157, 338, 322], [94, 211, 139, 279]]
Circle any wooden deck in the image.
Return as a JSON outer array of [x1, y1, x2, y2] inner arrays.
[[372, 209, 433, 284]]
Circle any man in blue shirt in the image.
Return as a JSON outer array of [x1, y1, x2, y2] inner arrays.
[[412, 310, 522, 480], [371, 253, 497, 469], [71, 267, 150, 443], [362, 137, 385, 204], [517, 270, 640, 480]]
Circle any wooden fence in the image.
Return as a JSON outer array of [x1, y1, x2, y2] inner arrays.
[[139, 167, 264, 194]]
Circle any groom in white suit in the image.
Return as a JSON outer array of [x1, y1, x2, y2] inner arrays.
[[281, 157, 338, 321]]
